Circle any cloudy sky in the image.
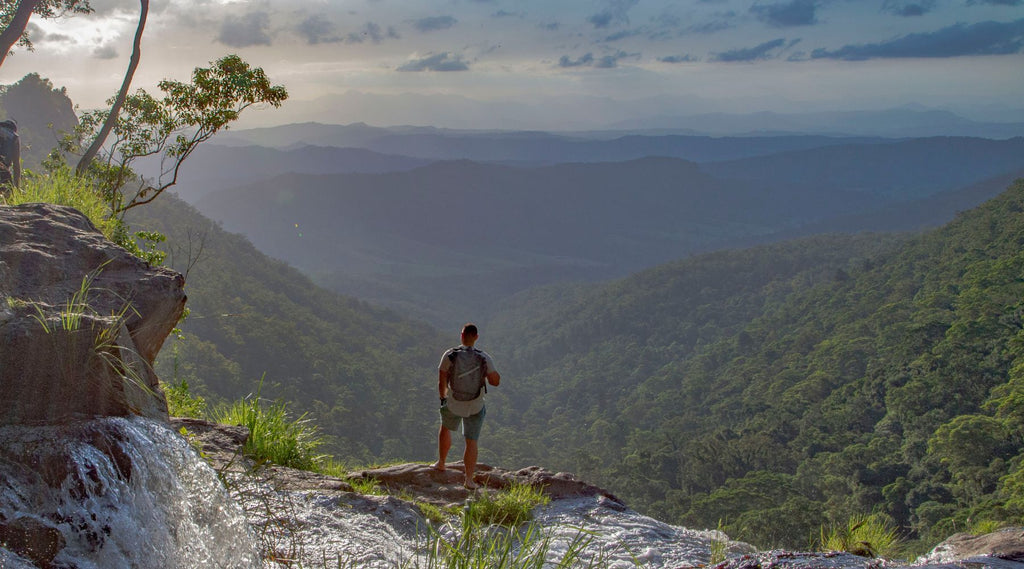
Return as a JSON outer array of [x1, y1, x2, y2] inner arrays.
[[2, 0, 1023, 129]]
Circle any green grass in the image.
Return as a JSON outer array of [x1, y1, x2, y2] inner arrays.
[[463, 483, 550, 529], [1, 166, 118, 239], [414, 517, 605, 569], [213, 384, 325, 472], [818, 514, 902, 559]]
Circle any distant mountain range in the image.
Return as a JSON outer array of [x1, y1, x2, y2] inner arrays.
[[190, 134, 1024, 328], [215, 122, 885, 164], [246, 91, 1024, 138]]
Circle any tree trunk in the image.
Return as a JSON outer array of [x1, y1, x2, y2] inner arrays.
[[0, 0, 43, 69], [76, 0, 148, 176]]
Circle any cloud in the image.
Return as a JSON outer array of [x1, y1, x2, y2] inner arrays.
[[811, 18, 1024, 60], [493, 10, 523, 18], [413, 16, 458, 32], [396, 52, 469, 72], [604, 29, 643, 42], [539, 22, 561, 31], [659, 54, 699, 63], [559, 53, 595, 67], [296, 15, 342, 45], [218, 12, 272, 48], [26, 23, 74, 45], [557, 50, 632, 68], [93, 43, 119, 59], [588, 0, 640, 29], [968, 0, 1023, 5], [346, 22, 400, 44], [881, 0, 937, 16], [750, 0, 819, 27], [711, 38, 795, 61]]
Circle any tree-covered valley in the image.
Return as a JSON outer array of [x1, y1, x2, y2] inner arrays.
[[6, 70, 1024, 557]]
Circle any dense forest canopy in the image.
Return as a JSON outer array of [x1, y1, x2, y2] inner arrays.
[[486, 180, 1024, 551]]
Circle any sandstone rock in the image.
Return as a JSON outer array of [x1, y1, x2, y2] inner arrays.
[[920, 527, 1024, 564], [0, 203, 186, 425]]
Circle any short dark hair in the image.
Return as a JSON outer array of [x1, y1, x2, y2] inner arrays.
[[462, 323, 478, 337], [0, 120, 16, 132]]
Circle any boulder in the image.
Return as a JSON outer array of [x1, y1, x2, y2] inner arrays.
[[919, 527, 1024, 564], [0, 203, 185, 425]]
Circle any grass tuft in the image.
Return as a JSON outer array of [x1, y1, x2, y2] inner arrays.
[[818, 513, 902, 558], [213, 378, 324, 471], [463, 483, 550, 529]]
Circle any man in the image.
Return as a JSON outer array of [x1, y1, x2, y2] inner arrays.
[[0, 120, 21, 194], [433, 323, 501, 489]]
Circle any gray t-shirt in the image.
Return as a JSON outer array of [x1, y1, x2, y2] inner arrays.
[[438, 345, 498, 417]]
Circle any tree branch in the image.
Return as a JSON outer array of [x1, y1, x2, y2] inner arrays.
[[0, 0, 42, 68]]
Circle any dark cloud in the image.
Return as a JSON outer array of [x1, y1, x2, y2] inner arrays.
[[604, 29, 644, 42], [750, 0, 819, 27], [881, 0, 937, 16], [659, 54, 699, 63], [218, 12, 272, 48], [711, 38, 794, 61], [539, 22, 561, 31], [397, 52, 469, 72], [559, 53, 595, 67], [346, 22, 400, 44], [588, 0, 640, 29], [93, 43, 119, 59], [296, 16, 342, 45], [811, 18, 1024, 59], [557, 50, 632, 68], [968, 0, 1023, 5], [26, 23, 74, 44], [413, 16, 458, 32]]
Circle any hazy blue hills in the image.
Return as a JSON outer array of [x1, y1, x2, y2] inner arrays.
[[215, 121, 886, 164], [703, 136, 1024, 199], [610, 108, 1024, 139], [138, 144, 431, 202], [193, 156, 886, 328]]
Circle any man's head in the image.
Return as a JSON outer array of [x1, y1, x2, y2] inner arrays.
[[0, 120, 17, 132], [461, 323, 479, 346]]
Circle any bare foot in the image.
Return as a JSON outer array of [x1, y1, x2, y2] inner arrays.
[[431, 461, 446, 472], [464, 480, 479, 490]]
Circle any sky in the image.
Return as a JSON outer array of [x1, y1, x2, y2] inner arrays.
[[1, 0, 1023, 130]]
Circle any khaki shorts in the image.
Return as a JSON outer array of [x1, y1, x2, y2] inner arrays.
[[440, 403, 486, 440]]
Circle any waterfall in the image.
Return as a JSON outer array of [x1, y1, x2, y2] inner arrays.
[[0, 417, 260, 569]]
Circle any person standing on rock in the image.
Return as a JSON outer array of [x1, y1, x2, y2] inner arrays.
[[0, 120, 22, 195], [433, 323, 501, 490]]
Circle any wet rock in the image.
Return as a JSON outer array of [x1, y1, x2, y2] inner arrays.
[[0, 516, 65, 567], [0, 204, 186, 425]]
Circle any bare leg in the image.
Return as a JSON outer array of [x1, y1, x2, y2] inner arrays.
[[434, 425, 451, 471], [464, 438, 479, 489]]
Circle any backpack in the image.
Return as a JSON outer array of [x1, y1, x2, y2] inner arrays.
[[447, 347, 488, 401]]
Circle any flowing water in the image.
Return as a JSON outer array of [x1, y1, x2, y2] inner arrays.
[[0, 417, 259, 568]]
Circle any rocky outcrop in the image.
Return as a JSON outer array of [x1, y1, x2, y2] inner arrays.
[[918, 527, 1024, 564], [0, 203, 185, 424]]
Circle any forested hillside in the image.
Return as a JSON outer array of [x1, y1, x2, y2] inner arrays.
[[130, 195, 446, 463], [485, 180, 1024, 551]]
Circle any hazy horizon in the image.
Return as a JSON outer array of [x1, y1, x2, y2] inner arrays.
[[1, 0, 1022, 131]]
